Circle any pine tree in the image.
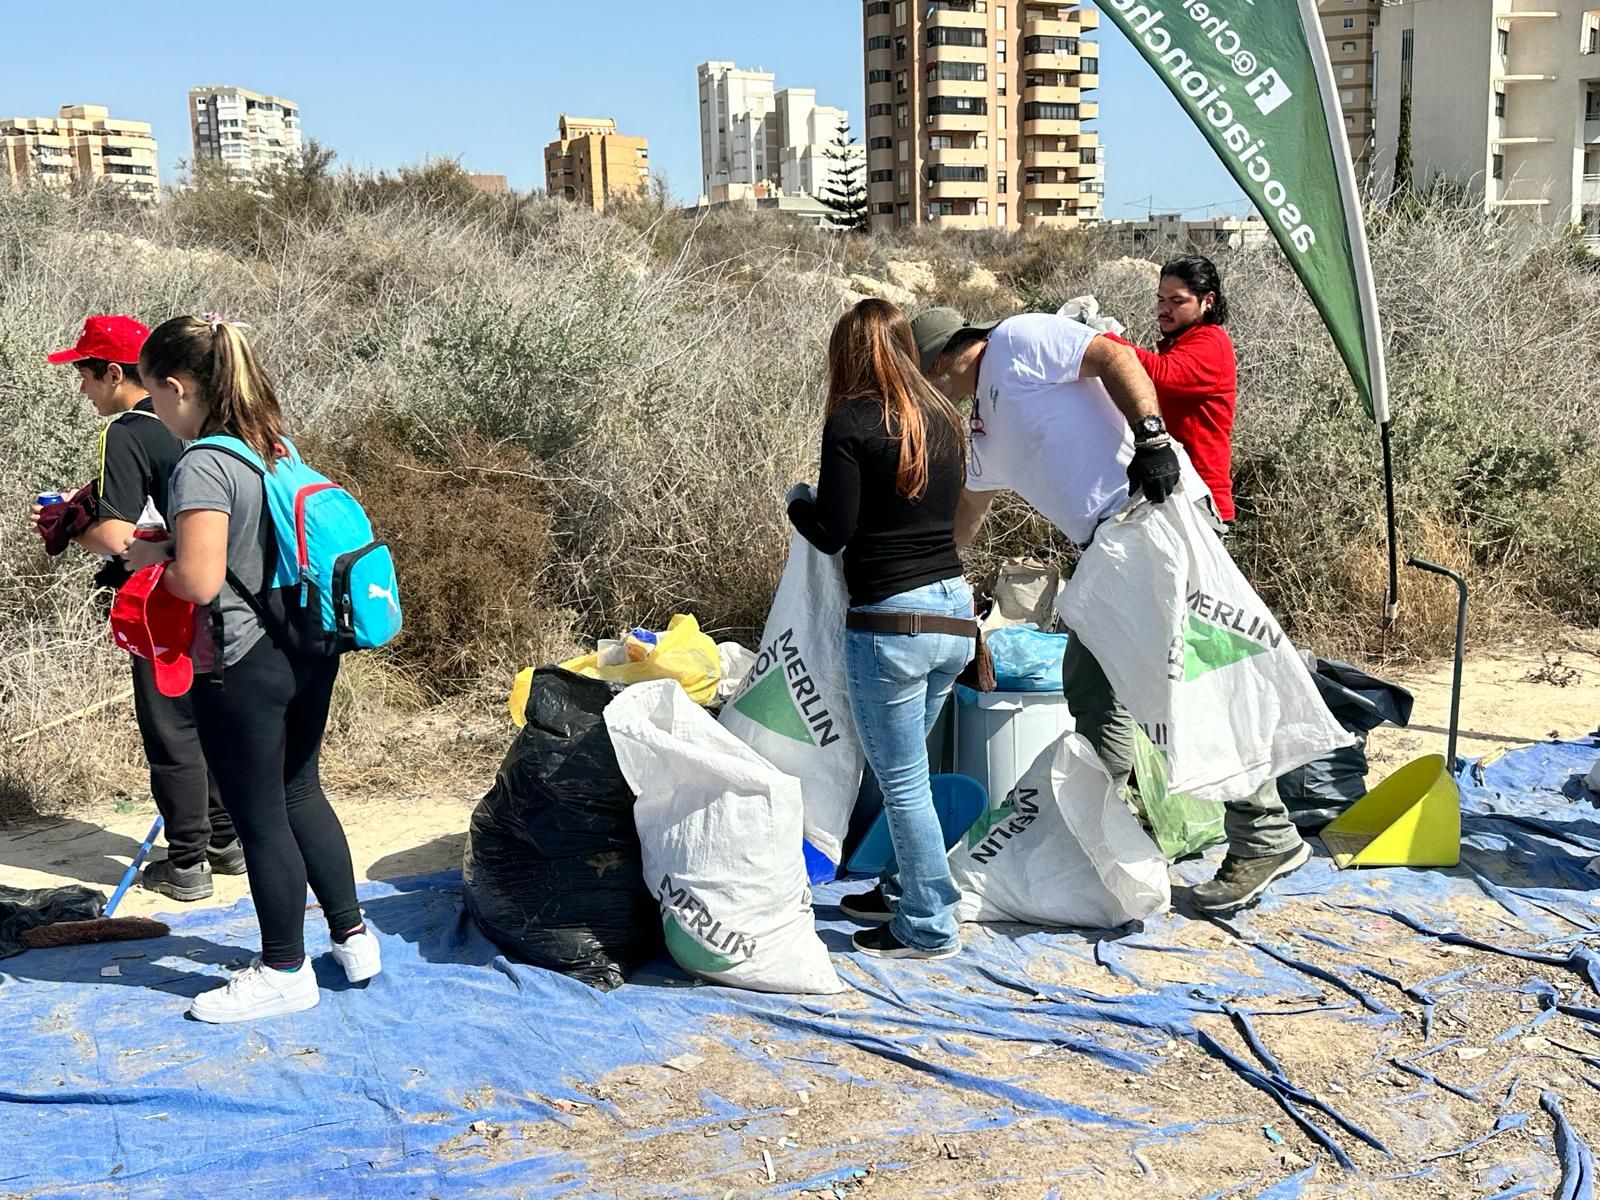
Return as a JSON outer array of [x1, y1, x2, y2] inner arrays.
[[1394, 90, 1415, 201], [819, 119, 869, 233]]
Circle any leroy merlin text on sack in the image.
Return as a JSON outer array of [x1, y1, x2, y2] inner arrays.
[[1107, 0, 1319, 255]]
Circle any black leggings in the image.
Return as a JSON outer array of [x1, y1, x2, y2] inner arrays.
[[192, 637, 361, 963]]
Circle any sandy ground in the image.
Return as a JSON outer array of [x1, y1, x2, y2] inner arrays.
[[3, 636, 1598, 1196]]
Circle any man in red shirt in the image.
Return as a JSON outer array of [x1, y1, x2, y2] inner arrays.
[[1114, 256, 1237, 523]]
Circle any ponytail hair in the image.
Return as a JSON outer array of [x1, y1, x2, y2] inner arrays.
[[140, 316, 284, 466], [825, 298, 966, 501], [1160, 255, 1229, 327]]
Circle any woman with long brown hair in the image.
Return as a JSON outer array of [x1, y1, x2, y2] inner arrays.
[[787, 298, 973, 960]]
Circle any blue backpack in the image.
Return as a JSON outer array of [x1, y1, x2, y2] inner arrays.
[[183, 435, 402, 656]]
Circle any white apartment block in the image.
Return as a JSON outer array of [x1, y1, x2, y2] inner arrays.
[[1108, 212, 1274, 254], [697, 62, 858, 201], [1372, 1, 1600, 244], [189, 85, 302, 182]]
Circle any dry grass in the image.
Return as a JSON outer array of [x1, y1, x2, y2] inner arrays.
[[2, 165, 1597, 817]]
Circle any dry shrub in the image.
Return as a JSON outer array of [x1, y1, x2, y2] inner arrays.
[[305, 418, 572, 696]]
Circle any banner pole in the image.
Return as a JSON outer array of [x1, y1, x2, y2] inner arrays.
[[1380, 421, 1399, 629]]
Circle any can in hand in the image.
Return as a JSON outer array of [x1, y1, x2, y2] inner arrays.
[[35, 491, 68, 508]]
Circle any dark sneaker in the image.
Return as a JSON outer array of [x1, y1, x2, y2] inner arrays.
[[206, 840, 248, 876], [1190, 843, 1312, 913], [839, 887, 893, 924], [852, 923, 960, 961], [141, 857, 214, 902]]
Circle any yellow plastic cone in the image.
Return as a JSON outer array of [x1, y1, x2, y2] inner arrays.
[[1320, 754, 1461, 869]]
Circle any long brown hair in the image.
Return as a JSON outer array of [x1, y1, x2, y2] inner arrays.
[[140, 316, 284, 466], [826, 299, 965, 500]]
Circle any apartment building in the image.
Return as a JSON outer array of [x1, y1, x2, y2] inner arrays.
[[1109, 212, 1273, 254], [861, 0, 1103, 232], [697, 62, 857, 201], [1320, 0, 1381, 173], [544, 116, 650, 211], [0, 105, 159, 203], [189, 86, 301, 182], [1371, 1, 1600, 244]]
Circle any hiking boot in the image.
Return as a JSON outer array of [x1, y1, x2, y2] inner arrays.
[[852, 923, 960, 961], [141, 857, 214, 902], [329, 927, 382, 984], [840, 887, 893, 924], [206, 840, 248, 876], [189, 958, 319, 1024], [1190, 843, 1312, 914]]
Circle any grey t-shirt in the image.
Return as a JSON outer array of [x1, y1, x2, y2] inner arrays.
[[168, 448, 276, 671]]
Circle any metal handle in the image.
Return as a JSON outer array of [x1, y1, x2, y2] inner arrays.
[[1406, 557, 1468, 774]]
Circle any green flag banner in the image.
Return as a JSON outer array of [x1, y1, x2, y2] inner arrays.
[[1096, 0, 1397, 615]]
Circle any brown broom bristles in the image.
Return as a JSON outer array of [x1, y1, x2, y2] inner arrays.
[[20, 917, 170, 950]]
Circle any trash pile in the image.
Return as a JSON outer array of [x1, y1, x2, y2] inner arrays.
[[465, 507, 1413, 996]]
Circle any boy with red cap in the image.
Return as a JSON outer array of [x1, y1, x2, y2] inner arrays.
[[33, 315, 242, 901]]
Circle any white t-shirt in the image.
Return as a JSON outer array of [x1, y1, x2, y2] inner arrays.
[[963, 313, 1210, 546]]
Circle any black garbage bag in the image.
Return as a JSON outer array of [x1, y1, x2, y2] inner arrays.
[[1279, 657, 1414, 831], [462, 668, 663, 991], [0, 883, 104, 958]]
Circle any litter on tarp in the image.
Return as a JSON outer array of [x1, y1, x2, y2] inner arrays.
[[555, 613, 721, 707], [984, 625, 1069, 692], [719, 533, 864, 879], [607, 679, 844, 996], [1278, 656, 1414, 831], [1060, 492, 1354, 802], [463, 668, 663, 991], [949, 731, 1171, 927]]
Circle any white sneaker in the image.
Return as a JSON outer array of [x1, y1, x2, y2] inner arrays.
[[329, 928, 382, 983], [189, 958, 319, 1024]]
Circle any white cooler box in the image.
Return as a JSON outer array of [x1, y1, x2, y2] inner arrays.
[[953, 686, 1075, 810]]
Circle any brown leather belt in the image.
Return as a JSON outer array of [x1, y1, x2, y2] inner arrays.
[[845, 611, 979, 638]]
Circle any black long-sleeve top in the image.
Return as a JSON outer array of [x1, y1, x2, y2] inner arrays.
[[787, 395, 965, 607]]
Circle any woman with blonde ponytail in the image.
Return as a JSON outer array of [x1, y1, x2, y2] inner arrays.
[[124, 314, 377, 1024], [786, 298, 974, 962]]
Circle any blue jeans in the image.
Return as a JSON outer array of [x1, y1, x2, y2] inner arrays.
[[844, 578, 974, 951]]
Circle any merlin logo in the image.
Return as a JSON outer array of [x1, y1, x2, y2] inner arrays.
[[1168, 589, 1284, 681], [1246, 67, 1292, 116], [657, 874, 755, 973], [967, 787, 1041, 864], [729, 628, 840, 747]]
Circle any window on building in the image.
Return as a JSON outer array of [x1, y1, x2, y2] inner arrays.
[[1341, 90, 1355, 104], [896, 36, 908, 60], [897, 202, 910, 223], [1341, 67, 1354, 80], [894, 0, 906, 23], [868, 36, 892, 51], [897, 101, 909, 127], [978, 133, 989, 149], [1023, 102, 1079, 121], [899, 168, 909, 190], [997, 5, 1006, 28], [869, 103, 892, 117], [1495, 90, 1506, 118], [978, 199, 989, 215], [928, 96, 989, 117], [1081, 56, 1099, 74], [927, 61, 987, 82], [1342, 41, 1356, 53], [998, 72, 1008, 95], [898, 138, 910, 160], [998, 105, 1007, 128], [869, 70, 892, 84], [896, 70, 908, 94], [867, 1, 890, 14], [869, 136, 893, 150], [1081, 146, 1097, 164], [1342, 17, 1354, 29], [1498, 27, 1509, 57], [870, 169, 893, 182], [928, 165, 989, 183], [1400, 28, 1414, 96], [928, 27, 987, 47], [1493, 153, 1505, 180], [997, 170, 1008, 192], [997, 201, 1007, 226], [1024, 36, 1078, 56], [996, 136, 1005, 159], [997, 38, 1008, 63]]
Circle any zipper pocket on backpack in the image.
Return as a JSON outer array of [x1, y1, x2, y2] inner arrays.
[[332, 541, 385, 641]]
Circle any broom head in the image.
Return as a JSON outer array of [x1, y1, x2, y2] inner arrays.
[[21, 916, 170, 950]]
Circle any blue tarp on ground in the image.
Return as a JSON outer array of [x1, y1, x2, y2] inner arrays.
[[4, 739, 1600, 1198]]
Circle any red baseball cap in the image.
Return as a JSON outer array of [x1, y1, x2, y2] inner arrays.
[[47, 315, 150, 366], [110, 563, 196, 698]]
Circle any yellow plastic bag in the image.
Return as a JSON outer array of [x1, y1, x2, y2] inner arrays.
[[509, 615, 722, 726]]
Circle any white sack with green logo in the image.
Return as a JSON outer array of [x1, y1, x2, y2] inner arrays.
[[1058, 492, 1355, 802], [949, 731, 1170, 927], [719, 533, 864, 872], [605, 679, 844, 995]]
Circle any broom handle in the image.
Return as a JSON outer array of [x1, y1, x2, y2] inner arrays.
[[105, 816, 164, 918], [10, 689, 136, 744]]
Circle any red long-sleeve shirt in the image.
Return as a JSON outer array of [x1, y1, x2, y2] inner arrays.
[[1112, 324, 1237, 521]]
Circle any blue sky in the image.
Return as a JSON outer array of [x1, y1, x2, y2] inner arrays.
[[0, 0, 1247, 217]]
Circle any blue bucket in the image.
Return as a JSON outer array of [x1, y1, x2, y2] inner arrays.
[[841, 774, 989, 877]]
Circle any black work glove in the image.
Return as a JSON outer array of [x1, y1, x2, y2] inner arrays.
[[1127, 436, 1181, 505]]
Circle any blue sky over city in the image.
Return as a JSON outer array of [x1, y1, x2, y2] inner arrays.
[[0, 0, 1249, 217]]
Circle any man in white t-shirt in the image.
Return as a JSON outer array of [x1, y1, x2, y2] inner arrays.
[[912, 307, 1309, 914]]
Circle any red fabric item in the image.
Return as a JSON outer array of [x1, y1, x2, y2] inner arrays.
[[110, 563, 196, 698], [1112, 325, 1237, 522], [46, 315, 150, 365], [33, 482, 97, 556]]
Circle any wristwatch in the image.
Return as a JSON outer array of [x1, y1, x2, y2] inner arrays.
[[1132, 415, 1168, 443]]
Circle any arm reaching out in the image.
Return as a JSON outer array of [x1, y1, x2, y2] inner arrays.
[[1080, 333, 1160, 426], [954, 488, 994, 552]]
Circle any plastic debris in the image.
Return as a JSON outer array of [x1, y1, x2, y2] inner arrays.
[[1263, 1125, 1285, 1144], [664, 1053, 705, 1073]]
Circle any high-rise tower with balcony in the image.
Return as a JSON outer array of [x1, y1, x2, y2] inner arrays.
[[861, 0, 1102, 232]]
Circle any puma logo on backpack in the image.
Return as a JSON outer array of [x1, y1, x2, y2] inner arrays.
[[182, 435, 402, 656]]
